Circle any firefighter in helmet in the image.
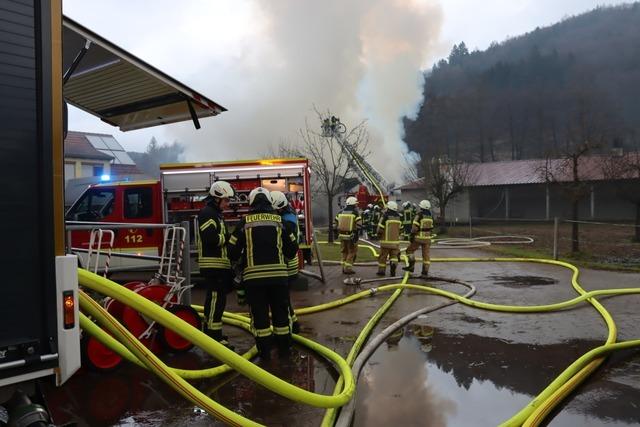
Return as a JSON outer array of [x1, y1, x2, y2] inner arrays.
[[362, 208, 371, 239], [370, 204, 381, 239], [271, 190, 301, 334], [401, 201, 413, 240], [198, 180, 235, 347], [376, 201, 402, 276], [334, 196, 362, 274], [403, 199, 434, 277], [228, 187, 299, 359]]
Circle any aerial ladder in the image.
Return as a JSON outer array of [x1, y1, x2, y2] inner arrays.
[[321, 116, 389, 207]]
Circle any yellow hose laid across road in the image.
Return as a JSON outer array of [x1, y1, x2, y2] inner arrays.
[[77, 269, 356, 411], [78, 290, 261, 427], [79, 253, 640, 427], [79, 309, 259, 379], [321, 288, 405, 427]]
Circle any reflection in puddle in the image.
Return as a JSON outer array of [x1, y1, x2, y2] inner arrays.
[[355, 329, 640, 427]]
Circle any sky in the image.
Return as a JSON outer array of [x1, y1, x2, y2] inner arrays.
[[63, 0, 631, 183]]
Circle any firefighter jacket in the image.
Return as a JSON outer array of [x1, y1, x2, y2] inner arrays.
[[197, 200, 230, 270], [371, 209, 382, 228], [411, 209, 434, 243], [334, 206, 362, 241], [377, 210, 402, 249], [402, 207, 413, 226], [281, 207, 300, 277], [228, 203, 298, 285]]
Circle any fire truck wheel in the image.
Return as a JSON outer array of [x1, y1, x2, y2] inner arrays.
[[158, 305, 201, 353], [82, 335, 123, 371]]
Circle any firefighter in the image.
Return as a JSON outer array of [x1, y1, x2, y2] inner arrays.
[[403, 199, 434, 277], [401, 201, 413, 240], [376, 201, 402, 276], [370, 205, 381, 239], [197, 180, 235, 347], [334, 196, 362, 275], [271, 190, 301, 334], [362, 209, 371, 239], [228, 187, 298, 360]]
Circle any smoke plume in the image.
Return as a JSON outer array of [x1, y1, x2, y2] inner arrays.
[[170, 0, 444, 183]]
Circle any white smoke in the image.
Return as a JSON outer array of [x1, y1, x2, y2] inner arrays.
[[64, 0, 444, 183], [169, 0, 444, 183]]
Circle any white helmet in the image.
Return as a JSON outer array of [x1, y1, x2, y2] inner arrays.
[[271, 190, 288, 210], [346, 196, 358, 206], [209, 181, 234, 199], [419, 200, 431, 210], [387, 201, 398, 211], [367, 204, 373, 209], [249, 187, 271, 206], [403, 201, 411, 208], [364, 209, 370, 214]]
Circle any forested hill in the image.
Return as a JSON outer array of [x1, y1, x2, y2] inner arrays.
[[403, 3, 640, 163]]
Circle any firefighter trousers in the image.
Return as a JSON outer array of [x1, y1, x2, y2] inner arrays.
[[287, 275, 300, 333], [378, 246, 400, 273], [340, 239, 358, 272], [246, 279, 291, 359], [406, 240, 431, 272], [202, 268, 233, 341]]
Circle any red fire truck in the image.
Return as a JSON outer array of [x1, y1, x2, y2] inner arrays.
[[65, 158, 313, 271]]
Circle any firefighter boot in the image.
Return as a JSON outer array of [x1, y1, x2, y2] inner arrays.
[[376, 266, 385, 276], [206, 329, 235, 350], [390, 262, 397, 277], [421, 266, 429, 278], [402, 258, 415, 273], [256, 336, 273, 361], [275, 334, 292, 358]]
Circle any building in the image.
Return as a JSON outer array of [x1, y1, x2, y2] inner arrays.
[[64, 131, 145, 206], [395, 156, 639, 223]]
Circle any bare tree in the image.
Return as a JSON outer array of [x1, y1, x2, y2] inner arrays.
[[539, 84, 610, 253], [294, 111, 370, 242], [422, 156, 473, 229], [601, 151, 640, 241]]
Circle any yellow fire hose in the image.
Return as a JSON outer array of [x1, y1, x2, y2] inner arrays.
[[77, 270, 356, 411], [78, 253, 640, 427]]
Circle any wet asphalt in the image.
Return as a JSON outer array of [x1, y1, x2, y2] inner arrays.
[[43, 247, 640, 426]]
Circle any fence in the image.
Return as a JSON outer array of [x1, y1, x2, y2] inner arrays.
[[446, 217, 640, 268]]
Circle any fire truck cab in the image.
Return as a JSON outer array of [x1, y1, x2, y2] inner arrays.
[[66, 158, 314, 272]]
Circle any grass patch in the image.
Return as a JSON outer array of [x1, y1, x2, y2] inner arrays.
[[482, 245, 640, 273], [313, 232, 378, 262]]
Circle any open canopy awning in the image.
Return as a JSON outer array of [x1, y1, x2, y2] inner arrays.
[[62, 16, 226, 132]]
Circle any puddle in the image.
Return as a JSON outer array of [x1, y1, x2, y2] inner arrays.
[[488, 275, 557, 288], [354, 330, 640, 427]]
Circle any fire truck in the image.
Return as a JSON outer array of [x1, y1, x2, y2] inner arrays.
[[1, 0, 227, 422], [65, 158, 314, 272], [321, 117, 389, 209]]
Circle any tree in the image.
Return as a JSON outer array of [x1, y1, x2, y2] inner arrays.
[[128, 137, 185, 178], [422, 156, 473, 229], [292, 111, 370, 243]]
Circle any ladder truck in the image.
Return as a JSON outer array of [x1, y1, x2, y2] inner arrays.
[[321, 116, 390, 208]]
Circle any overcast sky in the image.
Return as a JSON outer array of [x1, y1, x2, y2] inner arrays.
[[63, 0, 631, 182]]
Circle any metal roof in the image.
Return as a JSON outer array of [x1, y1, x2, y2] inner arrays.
[[62, 17, 226, 132], [397, 155, 638, 190]]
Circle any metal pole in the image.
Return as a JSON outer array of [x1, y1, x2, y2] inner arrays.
[[181, 221, 192, 305], [553, 217, 559, 260], [545, 184, 550, 220]]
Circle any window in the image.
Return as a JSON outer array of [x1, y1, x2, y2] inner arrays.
[[124, 187, 153, 218], [64, 163, 75, 181], [65, 189, 115, 221], [93, 165, 103, 177]]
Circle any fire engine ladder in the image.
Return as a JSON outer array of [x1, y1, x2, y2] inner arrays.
[[321, 117, 389, 206], [156, 225, 189, 299], [86, 229, 115, 277]]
